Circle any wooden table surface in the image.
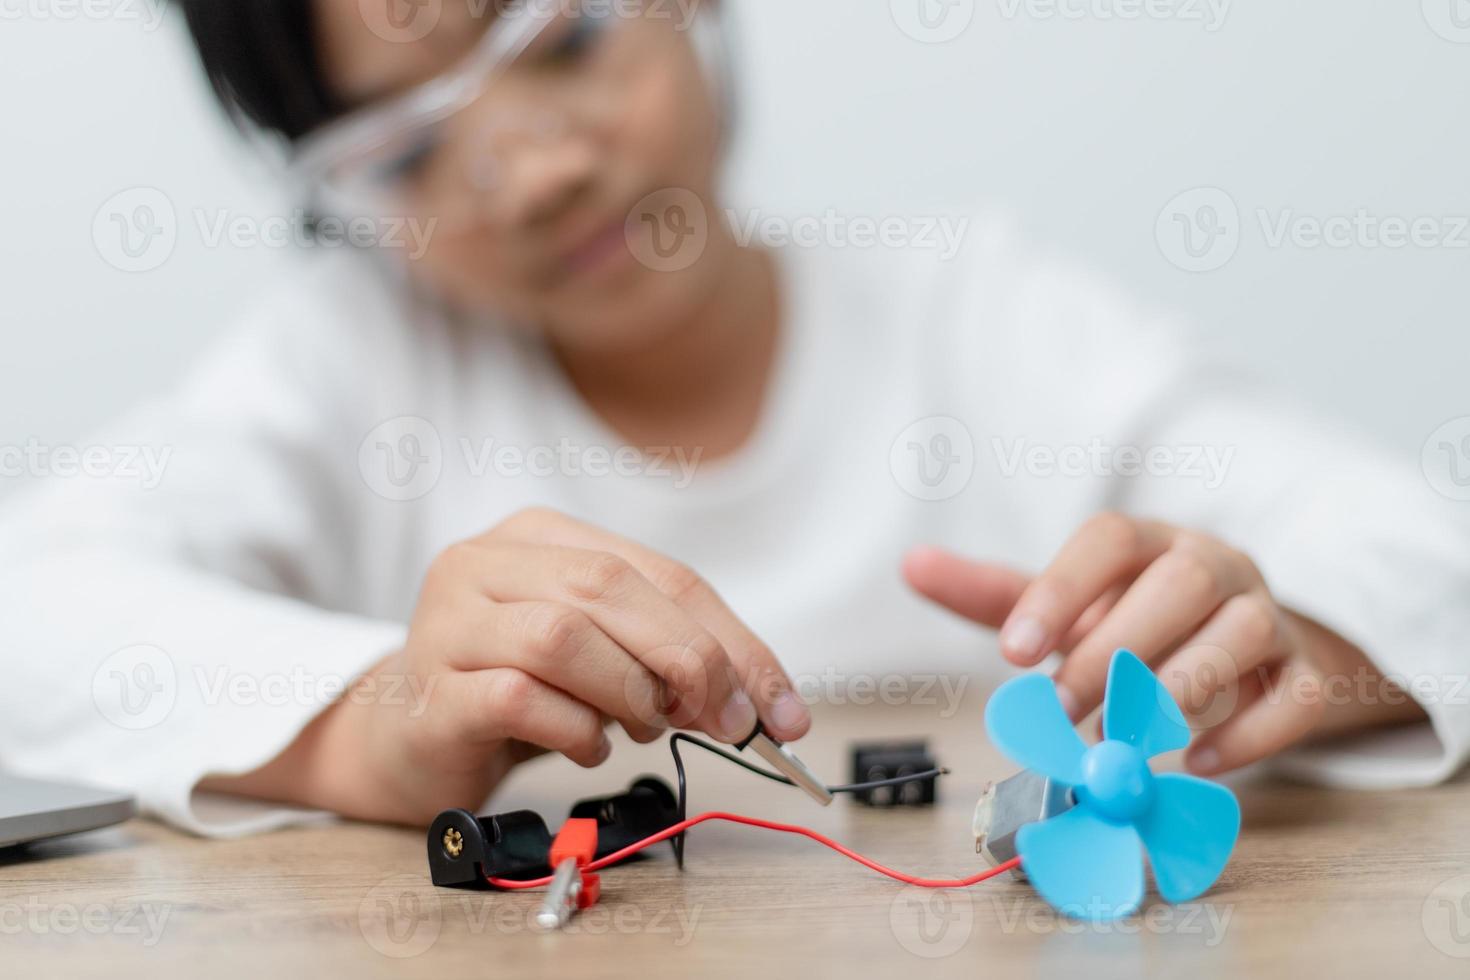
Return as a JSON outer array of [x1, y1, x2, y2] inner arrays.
[[5, 681, 1470, 979]]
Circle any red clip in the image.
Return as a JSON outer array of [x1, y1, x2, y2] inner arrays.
[[550, 818, 601, 909]]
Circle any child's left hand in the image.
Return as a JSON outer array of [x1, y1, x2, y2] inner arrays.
[[904, 512, 1426, 776]]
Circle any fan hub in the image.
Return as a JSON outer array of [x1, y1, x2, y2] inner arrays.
[[1076, 741, 1154, 822]]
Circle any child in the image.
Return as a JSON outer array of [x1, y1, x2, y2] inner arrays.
[[1, 0, 1464, 836]]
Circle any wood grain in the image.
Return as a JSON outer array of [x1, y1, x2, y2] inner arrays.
[[4, 680, 1469, 979]]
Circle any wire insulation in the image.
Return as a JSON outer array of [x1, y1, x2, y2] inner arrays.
[[670, 732, 948, 794], [485, 810, 1022, 890], [667, 732, 947, 867]]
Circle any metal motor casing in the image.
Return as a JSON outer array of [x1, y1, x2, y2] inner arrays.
[[972, 769, 1075, 880]]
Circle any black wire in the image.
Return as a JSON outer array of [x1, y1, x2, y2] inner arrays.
[[668, 732, 949, 869]]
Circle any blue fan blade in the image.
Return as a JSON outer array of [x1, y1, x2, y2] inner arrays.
[[1102, 649, 1190, 759], [984, 674, 1087, 786], [1135, 773, 1241, 903], [1017, 806, 1144, 921]]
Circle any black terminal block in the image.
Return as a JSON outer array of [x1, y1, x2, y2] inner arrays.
[[849, 740, 940, 807], [569, 775, 680, 856], [428, 776, 680, 889], [429, 808, 551, 888]]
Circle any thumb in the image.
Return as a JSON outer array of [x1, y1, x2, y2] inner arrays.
[[901, 546, 1031, 629]]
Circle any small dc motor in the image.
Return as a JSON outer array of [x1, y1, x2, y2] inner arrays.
[[972, 769, 1074, 879]]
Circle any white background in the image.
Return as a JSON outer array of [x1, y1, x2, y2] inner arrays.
[[1, 0, 1466, 469]]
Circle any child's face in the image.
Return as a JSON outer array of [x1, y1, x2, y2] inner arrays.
[[313, 0, 729, 352]]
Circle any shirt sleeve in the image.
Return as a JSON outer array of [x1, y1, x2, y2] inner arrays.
[[0, 261, 414, 837], [1120, 376, 1470, 790], [950, 236, 1470, 789]]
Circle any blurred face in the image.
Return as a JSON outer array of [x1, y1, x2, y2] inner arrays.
[[311, 0, 729, 353]]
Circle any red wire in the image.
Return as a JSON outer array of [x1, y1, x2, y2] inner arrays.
[[484, 811, 1023, 890]]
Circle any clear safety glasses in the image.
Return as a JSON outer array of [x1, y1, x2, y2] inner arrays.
[[288, 0, 714, 226]]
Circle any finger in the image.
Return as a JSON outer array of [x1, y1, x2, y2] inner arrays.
[[1185, 659, 1324, 775], [643, 563, 811, 741], [450, 668, 613, 768], [491, 512, 805, 738], [902, 547, 1118, 657], [464, 600, 667, 743], [1053, 541, 1262, 717], [998, 513, 1176, 666], [902, 547, 1031, 629], [1091, 658, 1272, 742], [1061, 584, 1126, 654], [1153, 593, 1289, 734], [452, 541, 758, 744]]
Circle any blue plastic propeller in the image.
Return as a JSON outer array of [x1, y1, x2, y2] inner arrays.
[[984, 649, 1240, 921]]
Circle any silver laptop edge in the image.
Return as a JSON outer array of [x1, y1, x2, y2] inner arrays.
[[0, 775, 136, 848]]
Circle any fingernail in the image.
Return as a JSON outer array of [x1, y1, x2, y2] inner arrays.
[[1056, 683, 1081, 721], [718, 688, 758, 742], [1189, 747, 1220, 774], [1001, 616, 1047, 663], [769, 692, 810, 736], [594, 736, 613, 765]]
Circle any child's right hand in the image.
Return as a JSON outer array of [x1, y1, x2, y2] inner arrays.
[[202, 508, 810, 825]]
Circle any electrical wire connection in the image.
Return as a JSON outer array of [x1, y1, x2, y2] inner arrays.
[[485, 810, 1022, 890], [483, 732, 1003, 894], [667, 732, 948, 866]]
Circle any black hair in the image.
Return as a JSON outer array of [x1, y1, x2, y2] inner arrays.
[[178, 0, 341, 142], [178, 1, 734, 146]]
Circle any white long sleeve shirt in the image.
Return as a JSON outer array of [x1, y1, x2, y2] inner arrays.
[[3, 225, 1467, 836]]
